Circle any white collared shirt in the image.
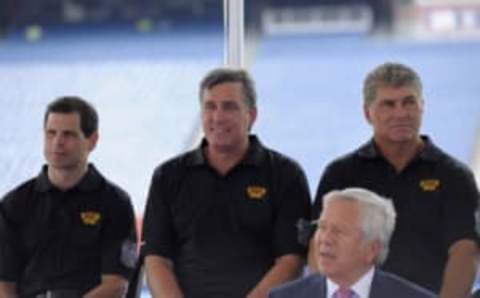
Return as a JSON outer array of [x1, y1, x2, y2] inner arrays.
[[326, 267, 375, 298]]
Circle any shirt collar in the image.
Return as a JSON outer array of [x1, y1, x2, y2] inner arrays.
[[187, 134, 265, 168], [357, 135, 441, 162], [326, 267, 375, 298], [34, 164, 104, 193]]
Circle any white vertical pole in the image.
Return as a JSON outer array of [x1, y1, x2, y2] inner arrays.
[[224, 0, 245, 67]]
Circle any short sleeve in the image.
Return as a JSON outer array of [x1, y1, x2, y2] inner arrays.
[[312, 160, 351, 220], [100, 188, 138, 279], [272, 160, 311, 258], [0, 200, 24, 281], [442, 164, 480, 249], [141, 166, 176, 259]]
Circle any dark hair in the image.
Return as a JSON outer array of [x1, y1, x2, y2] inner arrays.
[[363, 62, 423, 106], [44, 96, 98, 137], [199, 67, 257, 109]]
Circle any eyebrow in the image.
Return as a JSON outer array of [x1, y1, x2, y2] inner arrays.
[[380, 94, 418, 101]]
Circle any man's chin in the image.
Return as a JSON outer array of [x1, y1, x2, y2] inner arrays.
[[317, 260, 335, 274], [385, 132, 419, 143], [389, 128, 419, 139], [48, 162, 78, 171], [209, 141, 235, 152]]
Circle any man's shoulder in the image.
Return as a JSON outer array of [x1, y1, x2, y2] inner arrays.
[[429, 146, 473, 174], [152, 149, 197, 177], [0, 177, 39, 223], [269, 274, 325, 298], [256, 140, 308, 178], [330, 149, 359, 164], [373, 270, 436, 298], [101, 177, 132, 204], [265, 147, 303, 168], [418, 135, 466, 167], [1, 176, 37, 205], [89, 166, 129, 201], [322, 146, 364, 174]]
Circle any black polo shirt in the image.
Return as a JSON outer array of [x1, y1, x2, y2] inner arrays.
[[0, 164, 137, 297], [142, 135, 311, 298], [312, 136, 480, 293]]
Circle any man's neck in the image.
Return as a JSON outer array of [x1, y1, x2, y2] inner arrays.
[[327, 266, 375, 297], [206, 142, 249, 176], [375, 137, 424, 172], [48, 164, 88, 191]]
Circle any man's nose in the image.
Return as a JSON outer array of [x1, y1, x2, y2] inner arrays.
[[316, 229, 333, 246], [212, 108, 227, 122], [53, 134, 65, 146], [393, 103, 409, 117]]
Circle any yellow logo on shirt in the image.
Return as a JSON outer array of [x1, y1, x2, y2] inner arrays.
[[80, 211, 102, 226], [419, 179, 440, 192], [247, 186, 267, 200]]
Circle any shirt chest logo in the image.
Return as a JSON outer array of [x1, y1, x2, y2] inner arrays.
[[246, 185, 267, 200], [80, 211, 102, 226], [419, 179, 440, 192]]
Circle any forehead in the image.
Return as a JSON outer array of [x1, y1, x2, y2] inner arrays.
[[321, 199, 360, 225], [45, 112, 81, 130], [202, 82, 244, 101], [374, 85, 420, 102]]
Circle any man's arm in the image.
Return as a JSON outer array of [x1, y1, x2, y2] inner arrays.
[[245, 159, 309, 298], [145, 255, 183, 298], [246, 254, 304, 298], [440, 239, 478, 298], [0, 202, 21, 298], [83, 275, 128, 298], [0, 281, 17, 298], [307, 237, 319, 273]]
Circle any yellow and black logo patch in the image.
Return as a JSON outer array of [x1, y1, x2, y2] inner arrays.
[[80, 211, 102, 226], [419, 179, 440, 192], [246, 185, 267, 200]]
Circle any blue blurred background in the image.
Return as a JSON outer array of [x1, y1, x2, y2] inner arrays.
[[1, 0, 480, 295]]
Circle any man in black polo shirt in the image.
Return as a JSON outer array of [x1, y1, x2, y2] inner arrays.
[[0, 96, 137, 298], [142, 68, 311, 298], [309, 62, 479, 297]]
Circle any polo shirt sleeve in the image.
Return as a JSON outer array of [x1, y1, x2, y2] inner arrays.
[[312, 161, 351, 220], [141, 165, 176, 259], [272, 160, 311, 258], [442, 163, 480, 249], [0, 196, 25, 281], [100, 189, 137, 279]]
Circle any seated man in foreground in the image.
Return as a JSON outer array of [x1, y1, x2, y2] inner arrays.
[[269, 188, 436, 298]]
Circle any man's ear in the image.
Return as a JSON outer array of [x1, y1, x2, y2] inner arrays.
[[364, 104, 372, 124], [248, 107, 257, 131], [88, 131, 99, 152], [365, 240, 381, 264]]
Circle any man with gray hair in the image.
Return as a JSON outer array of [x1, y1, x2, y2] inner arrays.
[[270, 188, 435, 298], [310, 62, 479, 297]]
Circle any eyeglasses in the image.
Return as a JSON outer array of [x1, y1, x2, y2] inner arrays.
[[296, 218, 318, 246]]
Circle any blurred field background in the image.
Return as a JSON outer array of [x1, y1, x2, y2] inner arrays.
[[1, 0, 480, 294]]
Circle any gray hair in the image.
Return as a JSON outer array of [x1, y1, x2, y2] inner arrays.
[[199, 67, 257, 109], [323, 188, 396, 265], [363, 62, 423, 106]]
